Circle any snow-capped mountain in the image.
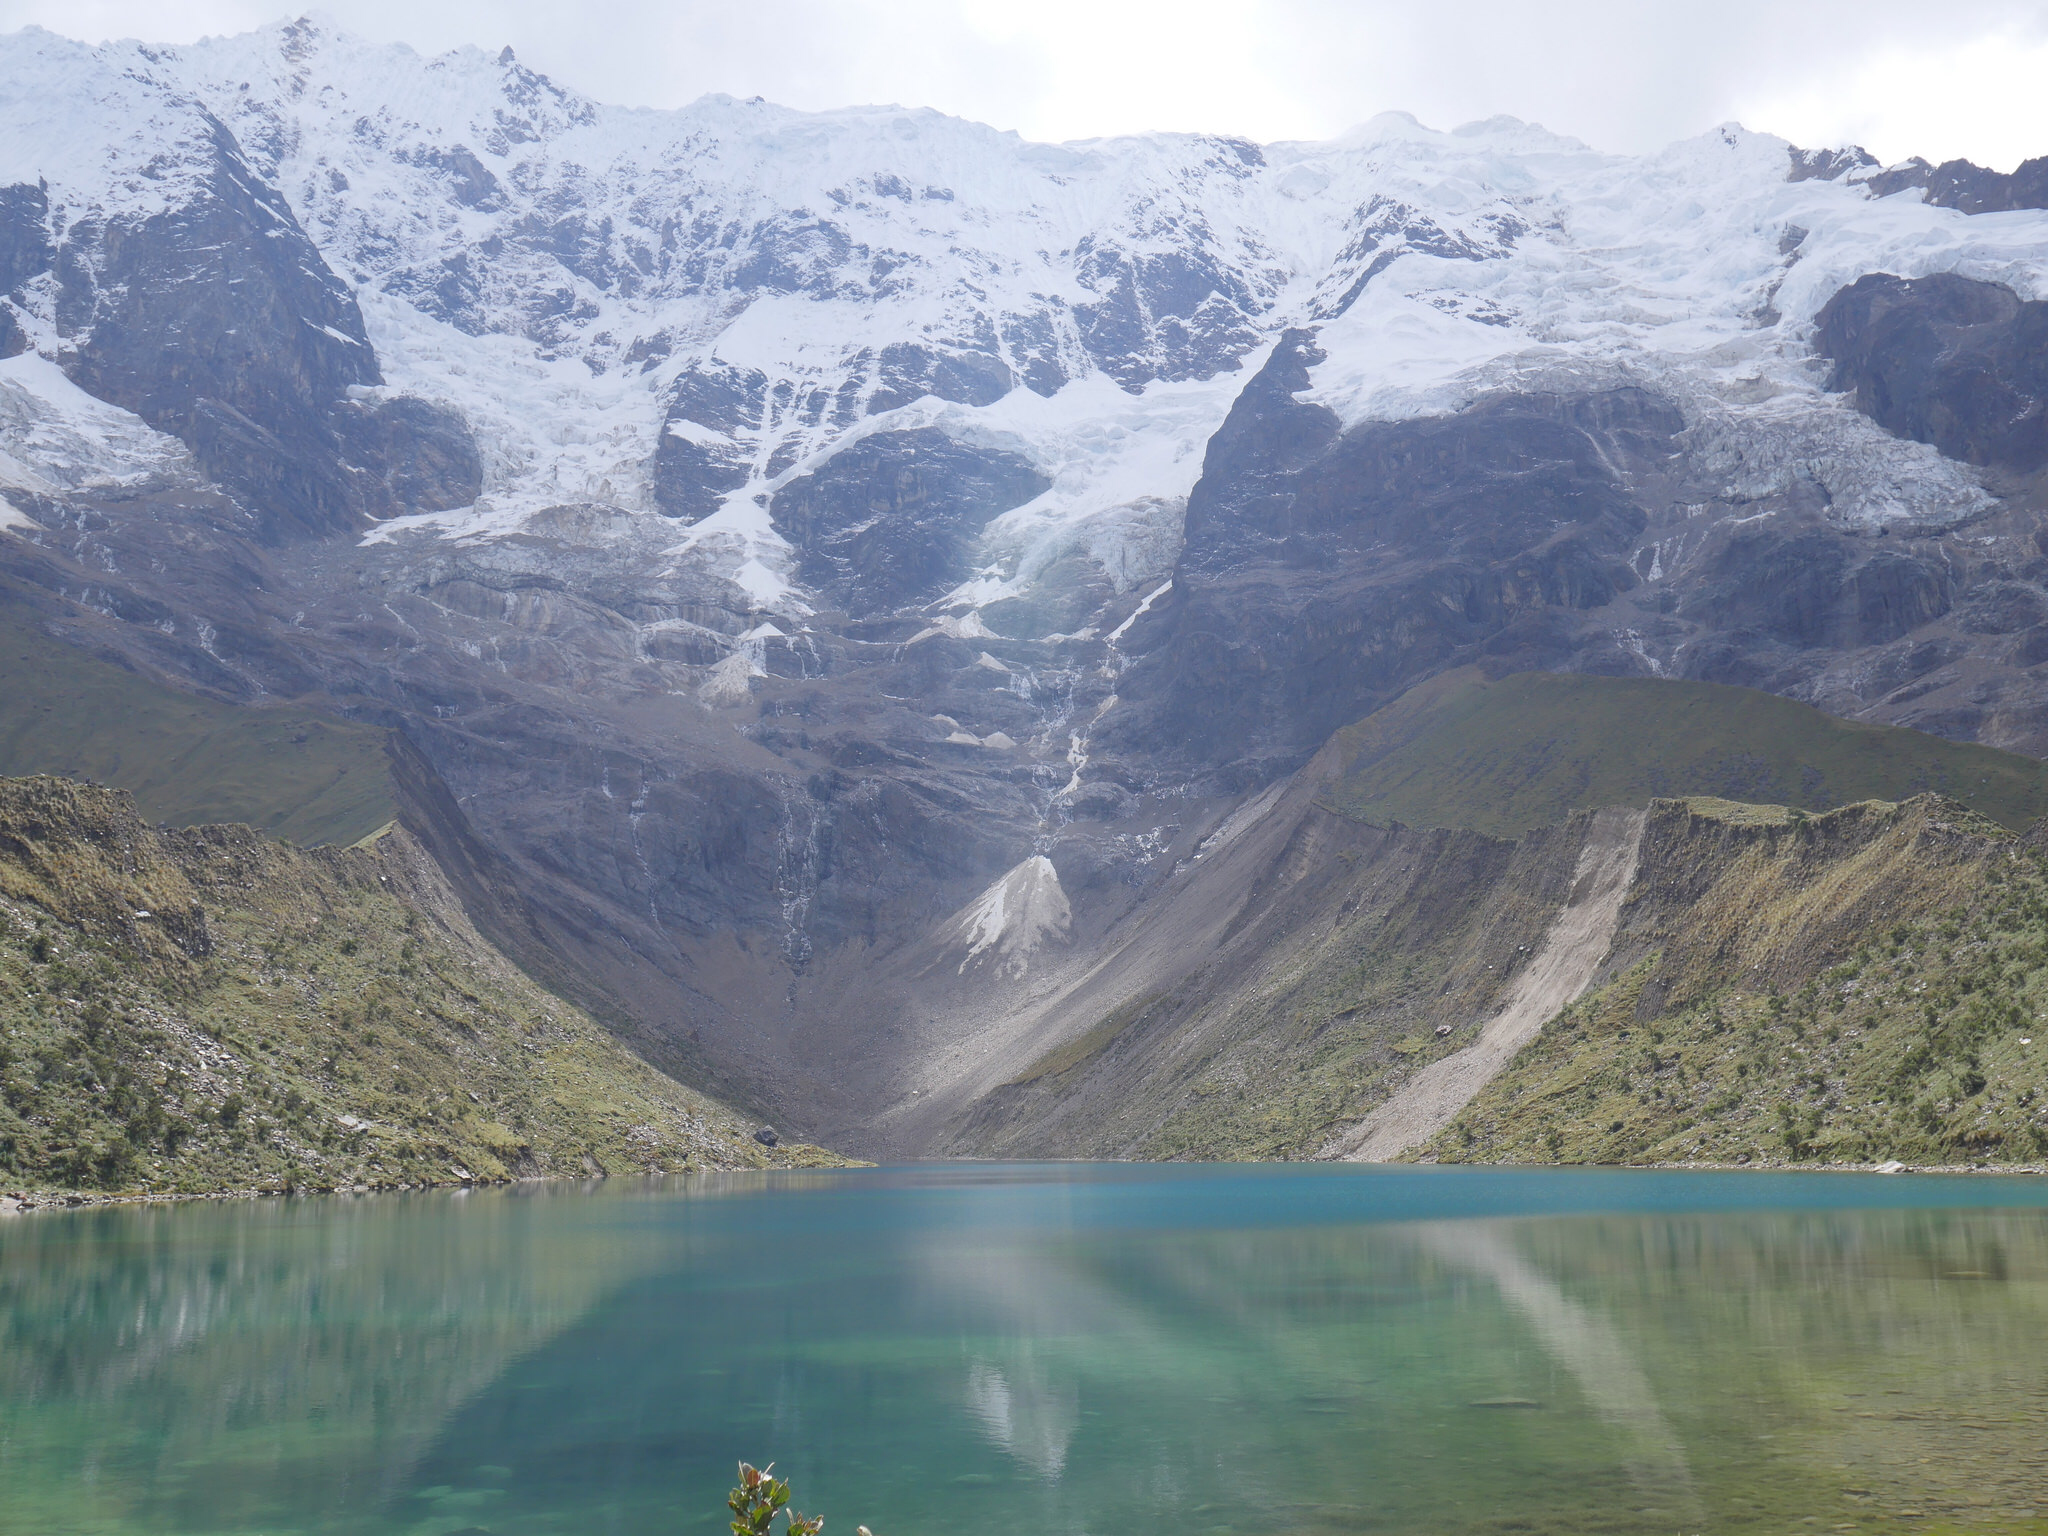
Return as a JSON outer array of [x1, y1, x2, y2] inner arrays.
[[5, 19, 2038, 613], [2, 17, 2045, 1152]]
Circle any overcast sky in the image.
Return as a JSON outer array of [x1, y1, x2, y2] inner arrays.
[[6, 0, 2046, 168]]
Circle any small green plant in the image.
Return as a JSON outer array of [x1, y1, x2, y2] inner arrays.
[[729, 1463, 824, 1536]]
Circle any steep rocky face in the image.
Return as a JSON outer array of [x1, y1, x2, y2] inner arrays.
[[0, 182, 50, 294], [1107, 333, 1678, 772], [0, 97, 385, 538], [771, 428, 1051, 615], [0, 115, 481, 542], [1864, 155, 2048, 214], [1680, 530, 1955, 649], [330, 396, 485, 519], [1817, 272, 2048, 475], [53, 148, 375, 452], [1100, 282, 2048, 786]]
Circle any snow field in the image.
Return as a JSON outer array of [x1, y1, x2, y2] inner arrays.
[[3, 21, 2046, 612]]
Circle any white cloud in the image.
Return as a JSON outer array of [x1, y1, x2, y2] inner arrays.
[[1736, 25, 2048, 170], [1, 0, 2043, 165]]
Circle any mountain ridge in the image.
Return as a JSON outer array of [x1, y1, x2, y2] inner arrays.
[[1322, 668, 2048, 836]]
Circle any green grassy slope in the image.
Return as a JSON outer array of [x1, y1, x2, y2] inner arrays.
[[0, 605, 394, 847], [0, 776, 843, 1197], [1292, 789, 2048, 1172], [1432, 820, 2048, 1169], [1324, 668, 2048, 835]]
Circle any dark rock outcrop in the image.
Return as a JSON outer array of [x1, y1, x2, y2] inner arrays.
[[1679, 531, 1953, 650], [653, 360, 775, 520], [1110, 331, 1676, 772], [1957, 581, 2048, 636], [771, 428, 1050, 614], [1784, 143, 2048, 214], [60, 124, 379, 477], [1817, 272, 2048, 474], [1866, 155, 2048, 214], [654, 344, 1028, 523], [183, 402, 365, 540], [331, 396, 484, 517], [1074, 232, 1269, 390], [0, 181, 53, 294], [865, 342, 1014, 414], [0, 122, 393, 539], [1787, 145, 1878, 183]]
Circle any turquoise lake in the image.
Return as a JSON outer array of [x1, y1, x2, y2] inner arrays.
[[6, 1163, 2048, 1536]]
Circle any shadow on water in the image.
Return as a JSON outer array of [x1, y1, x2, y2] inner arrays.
[[6, 1164, 2048, 1535]]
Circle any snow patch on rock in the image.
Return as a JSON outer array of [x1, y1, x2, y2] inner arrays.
[[0, 352, 190, 495], [697, 648, 762, 706], [948, 856, 1072, 978], [1289, 119, 2048, 530]]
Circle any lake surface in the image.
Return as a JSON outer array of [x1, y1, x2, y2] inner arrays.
[[6, 1163, 2048, 1536]]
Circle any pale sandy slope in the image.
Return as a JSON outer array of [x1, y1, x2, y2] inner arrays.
[[1320, 807, 1646, 1162]]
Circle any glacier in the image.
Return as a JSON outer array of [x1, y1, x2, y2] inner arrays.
[[3, 18, 2040, 629]]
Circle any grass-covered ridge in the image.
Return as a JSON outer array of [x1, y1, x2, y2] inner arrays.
[[1325, 668, 2048, 836], [0, 603, 395, 848], [0, 775, 840, 1197], [1429, 797, 2048, 1167]]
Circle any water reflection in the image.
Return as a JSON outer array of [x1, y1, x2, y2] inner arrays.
[[1417, 1222, 1702, 1523], [963, 1355, 1079, 1479], [0, 1182, 664, 1536], [5, 1167, 2048, 1536]]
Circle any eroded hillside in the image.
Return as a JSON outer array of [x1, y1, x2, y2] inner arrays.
[[1432, 799, 2048, 1166]]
